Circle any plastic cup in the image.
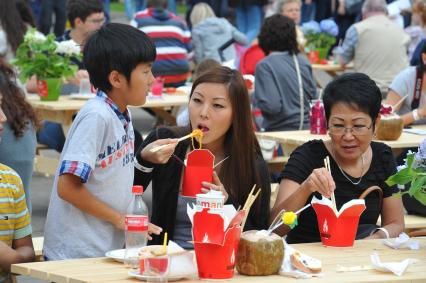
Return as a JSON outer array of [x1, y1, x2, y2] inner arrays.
[[79, 78, 92, 94], [151, 77, 164, 97], [144, 255, 170, 282], [196, 190, 225, 211]]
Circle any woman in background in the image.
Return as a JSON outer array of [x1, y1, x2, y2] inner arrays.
[[253, 14, 316, 131], [0, 59, 39, 214], [0, 1, 28, 62], [190, 2, 247, 63]]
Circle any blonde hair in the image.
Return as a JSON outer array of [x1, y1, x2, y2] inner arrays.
[[275, 0, 301, 14], [190, 3, 215, 27]]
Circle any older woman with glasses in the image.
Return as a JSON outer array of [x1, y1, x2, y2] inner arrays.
[[270, 73, 405, 243]]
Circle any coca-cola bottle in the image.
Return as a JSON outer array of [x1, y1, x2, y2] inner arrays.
[[310, 99, 327, 134], [124, 185, 148, 268]]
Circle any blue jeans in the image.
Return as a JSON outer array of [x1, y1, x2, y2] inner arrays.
[[39, 0, 66, 36], [104, 0, 110, 22], [301, 1, 316, 24], [235, 5, 262, 46], [125, 0, 146, 20], [37, 121, 66, 152]]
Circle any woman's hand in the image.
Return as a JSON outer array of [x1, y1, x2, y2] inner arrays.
[[147, 223, 163, 240], [201, 171, 229, 202], [140, 139, 178, 164], [302, 168, 335, 198]]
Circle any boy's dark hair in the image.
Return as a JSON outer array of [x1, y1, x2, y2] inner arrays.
[[67, 0, 104, 28], [258, 14, 298, 55], [323, 73, 382, 125], [83, 23, 156, 93]]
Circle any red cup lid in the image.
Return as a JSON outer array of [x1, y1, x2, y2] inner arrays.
[[132, 185, 144, 194]]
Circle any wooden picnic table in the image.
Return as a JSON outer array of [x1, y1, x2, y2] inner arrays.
[[12, 238, 426, 283], [311, 62, 353, 88], [256, 130, 424, 157], [28, 94, 189, 134]]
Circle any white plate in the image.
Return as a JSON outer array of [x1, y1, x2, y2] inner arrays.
[[128, 270, 184, 282], [69, 93, 96, 100], [105, 248, 126, 262]]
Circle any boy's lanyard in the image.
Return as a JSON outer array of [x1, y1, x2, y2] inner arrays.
[[412, 66, 423, 109]]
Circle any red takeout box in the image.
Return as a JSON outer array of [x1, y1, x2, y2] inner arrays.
[[312, 196, 366, 247], [182, 149, 214, 197], [189, 206, 245, 279]]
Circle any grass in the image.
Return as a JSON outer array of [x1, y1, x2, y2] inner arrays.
[[109, 1, 187, 16]]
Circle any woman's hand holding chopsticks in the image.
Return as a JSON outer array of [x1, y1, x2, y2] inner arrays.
[[301, 167, 335, 198], [141, 138, 179, 164]]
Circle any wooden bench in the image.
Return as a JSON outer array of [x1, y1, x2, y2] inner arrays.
[[267, 156, 288, 173]]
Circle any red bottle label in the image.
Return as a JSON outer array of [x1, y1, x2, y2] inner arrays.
[[125, 215, 148, 232], [37, 80, 48, 97]]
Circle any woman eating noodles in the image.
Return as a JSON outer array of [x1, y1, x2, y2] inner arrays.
[[135, 66, 271, 247], [271, 73, 404, 243]]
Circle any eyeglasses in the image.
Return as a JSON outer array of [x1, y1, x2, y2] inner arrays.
[[328, 124, 373, 136], [86, 18, 105, 25]]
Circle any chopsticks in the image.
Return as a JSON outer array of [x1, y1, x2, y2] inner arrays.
[[241, 185, 261, 230], [150, 130, 202, 153], [324, 156, 337, 213], [150, 133, 193, 153]]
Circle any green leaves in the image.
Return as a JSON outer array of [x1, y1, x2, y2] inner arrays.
[[385, 152, 426, 206], [12, 28, 81, 81], [305, 31, 336, 51]]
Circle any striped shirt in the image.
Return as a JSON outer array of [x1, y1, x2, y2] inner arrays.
[[131, 8, 191, 86], [0, 163, 31, 282]]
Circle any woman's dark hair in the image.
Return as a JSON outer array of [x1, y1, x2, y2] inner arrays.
[[0, 0, 27, 53], [189, 66, 269, 223], [15, 0, 36, 27], [67, 0, 104, 28], [83, 23, 156, 92], [0, 59, 39, 137], [323, 73, 382, 125], [258, 14, 298, 55]]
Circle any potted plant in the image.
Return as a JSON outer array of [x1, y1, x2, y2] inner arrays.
[[386, 139, 426, 208], [12, 28, 81, 101], [301, 19, 338, 63]]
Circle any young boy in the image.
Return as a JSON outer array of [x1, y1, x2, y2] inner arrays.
[[43, 23, 162, 260], [0, 95, 34, 281]]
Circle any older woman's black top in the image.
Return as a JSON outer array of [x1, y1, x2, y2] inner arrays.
[[279, 140, 399, 244], [135, 127, 271, 245]]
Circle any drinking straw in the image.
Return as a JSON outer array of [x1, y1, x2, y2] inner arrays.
[[392, 95, 408, 110], [163, 232, 168, 254]]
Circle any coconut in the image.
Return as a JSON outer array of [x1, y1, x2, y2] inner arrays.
[[376, 113, 403, 141], [236, 230, 284, 276]]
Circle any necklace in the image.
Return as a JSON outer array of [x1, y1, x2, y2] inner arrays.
[[334, 152, 365, 186]]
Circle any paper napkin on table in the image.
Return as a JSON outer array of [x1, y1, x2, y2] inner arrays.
[[370, 252, 417, 276], [383, 233, 420, 250], [279, 241, 323, 279]]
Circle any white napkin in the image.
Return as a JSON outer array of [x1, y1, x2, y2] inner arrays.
[[279, 241, 323, 279], [383, 233, 420, 250], [370, 252, 417, 276]]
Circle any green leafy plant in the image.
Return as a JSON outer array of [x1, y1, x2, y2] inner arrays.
[[12, 28, 81, 81], [386, 139, 426, 205], [304, 32, 336, 51]]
